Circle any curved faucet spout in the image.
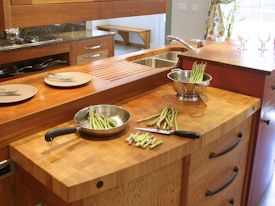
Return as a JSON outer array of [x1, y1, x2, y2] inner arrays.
[[166, 35, 196, 51]]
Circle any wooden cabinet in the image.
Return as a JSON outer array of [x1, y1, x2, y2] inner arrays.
[[179, 43, 275, 206], [71, 36, 114, 65], [0, 0, 167, 29], [185, 117, 252, 206]]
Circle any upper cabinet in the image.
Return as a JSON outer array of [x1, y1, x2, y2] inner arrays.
[[0, 0, 167, 29]]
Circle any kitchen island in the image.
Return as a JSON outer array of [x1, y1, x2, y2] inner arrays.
[[179, 40, 275, 206], [0, 44, 260, 205]]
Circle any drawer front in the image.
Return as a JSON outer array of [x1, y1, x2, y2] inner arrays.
[[186, 117, 252, 206], [72, 37, 113, 56], [263, 73, 275, 105], [76, 50, 109, 65]]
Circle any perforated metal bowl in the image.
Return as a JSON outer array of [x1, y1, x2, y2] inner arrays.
[[167, 69, 212, 102]]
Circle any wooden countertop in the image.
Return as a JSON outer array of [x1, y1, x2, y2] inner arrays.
[[0, 45, 185, 149], [9, 84, 260, 202], [180, 41, 275, 75]]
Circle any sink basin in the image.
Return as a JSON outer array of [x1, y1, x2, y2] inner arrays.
[[132, 58, 176, 68], [155, 51, 180, 62]]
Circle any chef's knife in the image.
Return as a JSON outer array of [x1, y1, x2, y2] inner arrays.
[[135, 127, 200, 139]]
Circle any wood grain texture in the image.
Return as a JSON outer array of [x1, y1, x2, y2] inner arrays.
[[185, 117, 252, 206], [8, 0, 167, 28], [9, 84, 260, 202], [0, 42, 71, 65], [0, 45, 182, 149], [179, 42, 275, 206], [180, 41, 275, 75], [71, 35, 114, 65]]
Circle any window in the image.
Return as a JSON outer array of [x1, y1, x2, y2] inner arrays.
[[232, 0, 275, 42]]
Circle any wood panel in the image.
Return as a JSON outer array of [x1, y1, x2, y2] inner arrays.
[[9, 0, 167, 28], [0, 175, 15, 206], [9, 84, 260, 202], [0, 42, 71, 65], [0, 0, 12, 28], [178, 41, 275, 206], [0, 44, 186, 149], [71, 35, 114, 65], [186, 117, 252, 206], [11, 0, 128, 5]]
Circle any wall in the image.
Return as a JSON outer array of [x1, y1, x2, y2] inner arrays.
[[90, 14, 166, 48], [171, 0, 210, 40]]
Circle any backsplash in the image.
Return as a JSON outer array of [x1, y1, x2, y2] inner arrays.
[[0, 23, 86, 40]]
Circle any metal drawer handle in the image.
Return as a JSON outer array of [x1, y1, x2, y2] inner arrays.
[[262, 119, 270, 125], [84, 44, 103, 50], [229, 198, 234, 206], [205, 167, 239, 197], [209, 132, 243, 159], [83, 53, 102, 59]]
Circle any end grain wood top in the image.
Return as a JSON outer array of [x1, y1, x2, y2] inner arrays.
[[180, 41, 275, 75], [0, 45, 185, 148], [9, 84, 260, 202]]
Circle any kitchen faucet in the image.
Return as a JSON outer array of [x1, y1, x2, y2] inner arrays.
[[166, 35, 196, 51]]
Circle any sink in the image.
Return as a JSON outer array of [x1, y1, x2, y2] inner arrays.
[[132, 58, 176, 68], [155, 51, 180, 62]]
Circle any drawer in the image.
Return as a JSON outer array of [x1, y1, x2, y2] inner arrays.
[[71, 36, 114, 56], [76, 50, 109, 65], [186, 117, 252, 206], [189, 117, 252, 184], [263, 73, 275, 105]]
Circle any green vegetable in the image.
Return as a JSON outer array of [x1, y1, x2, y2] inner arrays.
[[189, 62, 207, 83], [126, 132, 163, 149], [138, 105, 179, 131], [150, 140, 164, 149], [88, 106, 118, 129]]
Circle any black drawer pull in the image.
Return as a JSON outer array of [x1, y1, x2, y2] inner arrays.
[[262, 119, 270, 125], [209, 132, 243, 159], [205, 167, 238, 197], [229, 198, 234, 206]]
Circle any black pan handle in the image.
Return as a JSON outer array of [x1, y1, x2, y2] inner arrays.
[[205, 167, 239, 197], [45, 127, 77, 142], [173, 130, 200, 139]]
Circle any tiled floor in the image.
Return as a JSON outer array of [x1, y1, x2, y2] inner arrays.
[[257, 174, 275, 206], [114, 44, 141, 56]]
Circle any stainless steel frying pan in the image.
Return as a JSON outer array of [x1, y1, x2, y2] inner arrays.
[[45, 105, 130, 142]]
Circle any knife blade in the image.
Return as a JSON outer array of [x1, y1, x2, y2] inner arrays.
[[135, 127, 200, 139]]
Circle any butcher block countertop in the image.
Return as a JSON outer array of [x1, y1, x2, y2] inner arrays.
[[180, 41, 275, 75], [0, 45, 186, 149], [9, 84, 260, 203]]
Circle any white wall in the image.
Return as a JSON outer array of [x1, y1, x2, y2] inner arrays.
[[90, 14, 166, 48], [171, 0, 210, 40]]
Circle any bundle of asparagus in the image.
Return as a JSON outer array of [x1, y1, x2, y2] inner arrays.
[[137, 105, 179, 130], [126, 132, 163, 149], [189, 62, 207, 83], [88, 106, 118, 129]]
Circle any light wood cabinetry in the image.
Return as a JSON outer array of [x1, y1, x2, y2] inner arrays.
[[0, 0, 167, 29], [185, 117, 252, 206], [179, 42, 275, 206], [71, 36, 114, 65]]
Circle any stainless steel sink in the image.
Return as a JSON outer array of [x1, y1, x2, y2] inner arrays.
[[132, 58, 176, 68], [155, 51, 180, 62]]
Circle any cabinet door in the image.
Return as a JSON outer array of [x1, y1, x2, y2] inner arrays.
[[248, 104, 275, 206], [71, 36, 114, 65]]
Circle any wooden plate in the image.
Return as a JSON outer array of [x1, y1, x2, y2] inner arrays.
[[44, 72, 91, 87], [0, 84, 37, 104]]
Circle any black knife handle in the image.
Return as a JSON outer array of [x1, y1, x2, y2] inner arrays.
[[173, 130, 200, 139], [45, 127, 77, 142]]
